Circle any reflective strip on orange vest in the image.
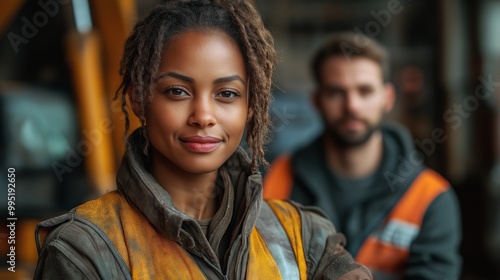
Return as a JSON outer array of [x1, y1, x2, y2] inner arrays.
[[251, 200, 309, 280], [263, 155, 293, 199], [246, 229, 283, 278], [264, 155, 449, 278], [266, 199, 308, 280], [355, 169, 449, 276], [254, 201, 300, 279], [73, 191, 308, 279]]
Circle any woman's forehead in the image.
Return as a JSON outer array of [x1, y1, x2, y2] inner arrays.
[[157, 30, 247, 80]]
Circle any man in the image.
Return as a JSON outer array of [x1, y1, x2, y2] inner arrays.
[[264, 33, 461, 279]]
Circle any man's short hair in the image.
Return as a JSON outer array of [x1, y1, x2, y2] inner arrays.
[[311, 32, 390, 84]]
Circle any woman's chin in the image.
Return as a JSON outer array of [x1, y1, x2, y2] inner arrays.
[[177, 158, 225, 175]]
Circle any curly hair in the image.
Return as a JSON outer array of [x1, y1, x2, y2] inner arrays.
[[114, 0, 276, 171]]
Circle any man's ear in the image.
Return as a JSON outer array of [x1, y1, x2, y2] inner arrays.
[[129, 87, 141, 118], [311, 89, 320, 110], [384, 83, 396, 113]]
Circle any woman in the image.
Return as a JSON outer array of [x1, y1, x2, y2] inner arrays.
[[34, 0, 372, 279]]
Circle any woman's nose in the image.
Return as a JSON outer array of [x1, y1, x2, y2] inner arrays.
[[187, 95, 216, 128]]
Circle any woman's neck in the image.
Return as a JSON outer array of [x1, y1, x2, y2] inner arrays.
[[150, 150, 219, 220]]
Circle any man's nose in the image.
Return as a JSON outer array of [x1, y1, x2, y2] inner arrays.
[[345, 93, 362, 113]]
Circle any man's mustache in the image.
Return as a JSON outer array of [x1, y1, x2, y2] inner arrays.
[[335, 116, 367, 125]]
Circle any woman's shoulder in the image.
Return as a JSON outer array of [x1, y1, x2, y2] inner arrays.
[[258, 199, 373, 279], [35, 200, 130, 279], [259, 199, 337, 255], [74, 190, 129, 218], [261, 199, 335, 232], [36, 191, 129, 252]]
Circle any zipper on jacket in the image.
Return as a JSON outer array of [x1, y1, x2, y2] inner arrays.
[[180, 243, 228, 280]]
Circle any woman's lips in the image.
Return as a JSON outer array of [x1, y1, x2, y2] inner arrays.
[[180, 136, 222, 153]]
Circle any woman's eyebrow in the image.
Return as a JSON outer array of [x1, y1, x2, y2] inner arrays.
[[214, 75, 246, 85], [156, 72, 245, 85], [157, 72, 194, 83]]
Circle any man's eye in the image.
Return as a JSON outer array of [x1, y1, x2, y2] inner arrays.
[[359, 87, 374, 96], [325, 89, 343, 97]]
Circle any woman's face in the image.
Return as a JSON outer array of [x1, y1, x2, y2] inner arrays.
[[144, 30, 248, 174]]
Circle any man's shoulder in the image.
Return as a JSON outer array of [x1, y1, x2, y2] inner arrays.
[[268, 135, 325, 173], [392, 168, 458, 225], [413, 168, 451, 194], [292, 135, 322, 156], [414, 169, 459, 214]]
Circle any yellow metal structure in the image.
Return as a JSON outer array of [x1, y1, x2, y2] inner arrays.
[[90, 0, 140, 161], [63, 0, 139, 193], [65, 31, 117, 192]]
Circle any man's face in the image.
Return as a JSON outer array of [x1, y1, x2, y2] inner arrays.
[[315, 56, 394, 148]]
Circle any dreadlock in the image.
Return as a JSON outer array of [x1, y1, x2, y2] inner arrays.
[[114, 0, 276, 172]]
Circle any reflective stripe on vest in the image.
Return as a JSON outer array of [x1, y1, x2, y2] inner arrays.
[[355, 169, 449, 278], [74, 191, 308, 279], [253, 200, 307, 280], [264, 156, 450, 278], [263, 155, 293, 199]]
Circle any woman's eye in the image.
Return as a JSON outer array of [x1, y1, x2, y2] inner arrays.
[[164, 87, 188, 96], [217, 91, 239, 99]]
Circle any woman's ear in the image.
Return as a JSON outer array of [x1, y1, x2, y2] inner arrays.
[[247, 108, 254, 123], [129, 87, 141, 118]]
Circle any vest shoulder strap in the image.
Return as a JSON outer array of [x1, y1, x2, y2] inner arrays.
[[390, 169, 449, 224], [257, 199, 308, 280], [263, 155, 294, 199], [356, 169, 450, 275]]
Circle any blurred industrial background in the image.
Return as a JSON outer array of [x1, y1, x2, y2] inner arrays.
[[0, 0, 498, 279]]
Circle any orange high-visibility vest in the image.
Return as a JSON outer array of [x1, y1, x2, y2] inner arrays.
[[263, 155, 294, 199], [37, 191, 308, 280], [263, 156, 448, 278]]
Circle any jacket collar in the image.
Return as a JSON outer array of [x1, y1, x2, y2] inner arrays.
[[115, 129, 263, 250]]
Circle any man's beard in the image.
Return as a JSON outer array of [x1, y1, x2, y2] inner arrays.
[[324, 118, 379, 149]]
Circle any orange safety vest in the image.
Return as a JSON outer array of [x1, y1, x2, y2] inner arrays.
[[37, 191, 308, 280], [263, 156, 448, 279]]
